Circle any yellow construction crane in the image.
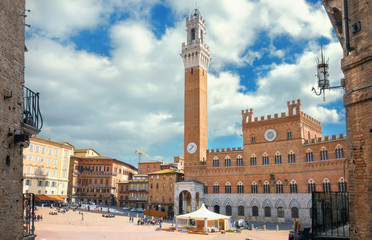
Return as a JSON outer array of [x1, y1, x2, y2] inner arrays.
[[135, 150, 152, 163]]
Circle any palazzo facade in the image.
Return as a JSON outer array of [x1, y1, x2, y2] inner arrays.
[[175, 9, 347, 224]]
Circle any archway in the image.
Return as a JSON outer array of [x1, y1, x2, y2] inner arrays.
[[178, 190, 192, 214], [214, 205, 220, 213]]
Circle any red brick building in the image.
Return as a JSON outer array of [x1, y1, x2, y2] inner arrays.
[[148, 169, 184, 216], [175, 9, 347, 224]]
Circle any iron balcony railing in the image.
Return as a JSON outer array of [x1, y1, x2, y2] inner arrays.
[[23, 86, 43, 132], [23, 193, 35, 238], [312, 192, 349, 239]]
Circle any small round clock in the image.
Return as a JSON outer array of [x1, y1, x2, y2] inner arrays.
[[186, 142, 197, 154], [264, 129, 277, 142]]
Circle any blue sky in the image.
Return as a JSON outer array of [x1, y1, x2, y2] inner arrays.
[[25, 0, 345, 167]]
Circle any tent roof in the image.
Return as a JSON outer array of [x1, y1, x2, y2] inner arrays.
[[176, 203, 230, 220]]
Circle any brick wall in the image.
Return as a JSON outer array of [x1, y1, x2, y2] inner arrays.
[[0, 0, 26, 239], [322, 0, 372, 239]]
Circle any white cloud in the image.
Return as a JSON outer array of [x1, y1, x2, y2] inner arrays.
[[25, 0, 345, 164]]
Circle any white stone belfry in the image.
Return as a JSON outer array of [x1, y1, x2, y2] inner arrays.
[[181, 9, 211, 71]]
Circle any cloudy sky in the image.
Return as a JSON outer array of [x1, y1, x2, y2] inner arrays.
[[25, 0, 346, 167]]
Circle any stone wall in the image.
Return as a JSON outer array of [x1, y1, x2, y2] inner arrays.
[[204, 193, 312, 224], [322, 0, 372, 239], [0, 0, 26, 239]]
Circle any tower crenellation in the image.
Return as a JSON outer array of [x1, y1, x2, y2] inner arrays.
[[287, 99, 301, 116]]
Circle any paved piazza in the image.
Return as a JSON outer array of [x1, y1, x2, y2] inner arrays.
[[34, 208, 289, 240]]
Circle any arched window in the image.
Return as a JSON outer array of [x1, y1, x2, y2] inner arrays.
[[237, 155, 243, 166], [335, 145, 344, 159], [276, 180, 283, 193], [320, 147, 328, 160], [203, 183, 208, 194], [213, 157, 219, 167], [338, 178, 347, 192], [263, 181, 270, 193], [288, 151, 296, 163], [277, 207, 284, 218], [323, 178, 331, 193], [250, 154, 257, 166], [238, 206, 244, 216], [237, 181, 244, 194], [262, 153, 269, 165], [306, 149, 314, 162], [251, 181, 258, 194], [226, 205, 232, 216], [290, 180, 298, 193], [225, 182, 231, 194], [214, 205, 220, 213], [191, 28, 195, 40], [252, 206, 258, 217], [225, 156, 231, 167], [264, 206, 271, 217], [287, 130, 292, 138], [308, 179, 316, 193], [291, 207, 299, 219], [251, 136, 256, 143], [213, 182, 219, 194], [275, 152, 282, 164]]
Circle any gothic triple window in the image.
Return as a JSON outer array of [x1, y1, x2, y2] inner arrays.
[[320, 147, 328, 160], [290, 180, 298, 193], [213, 157, 219, 167], [338, 178, 347, 192], [335, 145, 344, 159], [250, 155, 257, 166], [306, 149, 314, 162], [288, 151, 296, 163], [203, 183, 208, 194], [237, 155, 243, 166], [263, 181, 270, 193], [225, 157, 231, 167], [251, 181, 258, 194], [237, 181, 244, 194], [276, 180, 283, 193], [275, 152, 282, 164], [213, 182, 219, 194], [308, 179, 316, 193], [225, 182, 231, 194], [323, 178, 331, 193], [262, 153, 269, 165]]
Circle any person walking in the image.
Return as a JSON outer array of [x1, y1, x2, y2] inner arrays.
[[81, 213, 84, 221]]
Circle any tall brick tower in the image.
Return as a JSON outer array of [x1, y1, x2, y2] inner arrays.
[[322, 0, 372, 239], [181, 9, 210, 172]]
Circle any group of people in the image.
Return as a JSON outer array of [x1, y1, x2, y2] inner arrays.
[[129, 216, 163, 228]]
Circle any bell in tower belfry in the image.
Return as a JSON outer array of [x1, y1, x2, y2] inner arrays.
[[181, 9, 211, 173]]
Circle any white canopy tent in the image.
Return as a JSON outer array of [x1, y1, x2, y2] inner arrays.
[[175, 203, 231, 232]]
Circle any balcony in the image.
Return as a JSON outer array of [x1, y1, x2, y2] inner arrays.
[[22, 86, 43, 135], [78, 170, 118, 176]]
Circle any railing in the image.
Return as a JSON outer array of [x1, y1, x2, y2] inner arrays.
[[312, 192, 349, 239], [23, 193, 35, 238], [23, 86, 43, 131]]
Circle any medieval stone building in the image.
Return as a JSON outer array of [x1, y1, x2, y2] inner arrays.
[[0, 0, 42, 239], [321, 0, 372, 239], [175, 9, 348, 225]]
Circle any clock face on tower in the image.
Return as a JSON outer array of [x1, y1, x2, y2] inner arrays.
[[264, 129, 277, 142], [187, 142, 197, 154]]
